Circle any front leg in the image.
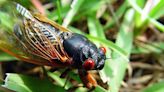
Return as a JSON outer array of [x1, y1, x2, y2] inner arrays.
[[78, 69, 97, 89]]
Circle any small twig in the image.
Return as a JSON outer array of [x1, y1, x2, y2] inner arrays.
[[128, 75, 153, 84], [0, 63, 3, 80], [130, 62, 164, 71], [107, 1, 120, 29], [121, 81, 128, 88], [127, 63, 133, 78], [135, 39, 164, 52]]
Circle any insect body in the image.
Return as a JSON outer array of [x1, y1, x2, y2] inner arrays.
[[12, 3, 106, 88]]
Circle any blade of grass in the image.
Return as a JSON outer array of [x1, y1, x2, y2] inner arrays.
[[75, 87, 87, 92], [3, 73, 65, 92], [149, 0, 164, 19], [62, 0, 84, 27], [48, 6, 69, 20], [149, 18, 164, 31], [127, 0, 164, 32], [55, 0, 62, 24], [0, 0, 6, 5], [0, 12, 13, 31], [47, 71, 72, 89], [94, 85, 107, 92], [134, 0, 145, 28], [132, 41, 164, 54], [104, 1, 128, 30], [73, 0, 104, 21], [142, 81, 164, 92], [108, 9, 134, 92], [87, 15, 106, 39]]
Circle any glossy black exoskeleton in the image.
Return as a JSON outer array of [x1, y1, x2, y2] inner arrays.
[[63, 33, 106, 70]]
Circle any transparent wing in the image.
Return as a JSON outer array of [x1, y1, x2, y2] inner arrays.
[[14, 22, 57, 61], [0, 2, 68, 67], [14, 3, 71, 62], [0, 30, 51, 66]]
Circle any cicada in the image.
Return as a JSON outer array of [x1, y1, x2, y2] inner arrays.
[[0, 3, 106, 88]]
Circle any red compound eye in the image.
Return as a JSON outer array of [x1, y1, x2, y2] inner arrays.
[[100, 46, 106, 54], [83, 58, 95, 70]]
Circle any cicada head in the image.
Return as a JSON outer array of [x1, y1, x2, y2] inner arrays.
[[82, 46, 106, 70]]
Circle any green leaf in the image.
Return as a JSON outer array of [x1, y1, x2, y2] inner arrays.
[[0, 51, 17, 62], [0, 86, 15, 92], [47, 72, 72, 89], [108, 9, 134, 92], [149, 0, 164, 19], [73, 0, 104, 21], [67, 71, 81, 83], [47, 6, 70, 21], [104, 1, 128, 30], [0, 12, 13, 31], [134, 0, 146, 28], [94, 85, 107, 92], [62, 0, 85, 27], [56, 0, 62, 24], [87, 16, 106, 39], [0, 0, 6, 5], [75, 87, 88, 92], [132, 42, 164, 54], [142, 81, 164, 92], [127, 0, 164, 32], [3, 73, 65, 92]]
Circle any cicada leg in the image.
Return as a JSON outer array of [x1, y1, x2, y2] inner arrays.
[[78, 69, 97, 89], [60, 68, 70, 78]]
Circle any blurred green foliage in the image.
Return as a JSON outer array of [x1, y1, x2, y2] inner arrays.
[[0, 0, 164, 92]]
